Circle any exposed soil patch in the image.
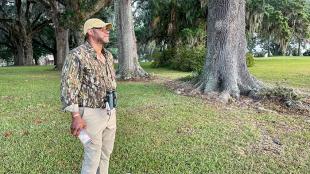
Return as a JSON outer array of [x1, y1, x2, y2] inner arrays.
[[164, 79, 310, 117], [248, 128, 284, 155]]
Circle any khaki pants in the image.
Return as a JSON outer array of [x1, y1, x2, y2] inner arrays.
[[79, 107, 117, 174]]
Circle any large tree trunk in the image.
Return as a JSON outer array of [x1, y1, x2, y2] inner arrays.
[[23, 35, 34, 65], [267, 36, 271, 57], [15, 41, 25, 66], [195, 0, 262, 102], [14, 36, 33, 66], [115, 0, 149, 80], [55, 27, 69, 70], [297, 38, 302, 56], [50, 1, 69, 70]]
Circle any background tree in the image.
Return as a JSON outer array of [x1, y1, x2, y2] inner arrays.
[[246, 0, 310, 56], [40, 0, 112, 69], [0, 0, 51, 65], [133, 0, 207, 71], [114, 0, 149, 80], [195, 0, 262, 102], [33, 24, 56, 65]]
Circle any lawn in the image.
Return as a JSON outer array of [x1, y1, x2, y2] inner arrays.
[[0, 57, 309, 173], [250, 56, 310, 90]]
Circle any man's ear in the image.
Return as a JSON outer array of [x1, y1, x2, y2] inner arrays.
[[87, 29, 94, 37]]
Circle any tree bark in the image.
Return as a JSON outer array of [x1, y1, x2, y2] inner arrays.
[[23, 35, 34, 65], [267, 36, 271, 57], [115, 0, 149, 80], [297, 38, 302, 56], [13, 35, 33, 66], [15, 40, 25, 66], [195, 0, 262, 102], [55, 27, 69, 69], [50, 1, 69, 70]]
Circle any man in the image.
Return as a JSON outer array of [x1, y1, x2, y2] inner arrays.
[[61, 18, 117, 174]]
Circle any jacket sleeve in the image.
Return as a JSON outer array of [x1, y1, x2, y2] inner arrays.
[[60, 53, 82, 112]]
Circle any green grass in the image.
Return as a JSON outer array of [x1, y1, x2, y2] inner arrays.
[[141, 62, 191, 79], [249, 56, 310, 90], [0, 57, 310, 173]]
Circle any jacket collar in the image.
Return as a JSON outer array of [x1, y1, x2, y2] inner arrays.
[[84, 41, 108, 60]]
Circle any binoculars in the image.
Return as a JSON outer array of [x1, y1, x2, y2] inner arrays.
[[106, 90, 117, 109]]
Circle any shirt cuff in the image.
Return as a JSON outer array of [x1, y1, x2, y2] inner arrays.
[[64, 104, 79, 113]]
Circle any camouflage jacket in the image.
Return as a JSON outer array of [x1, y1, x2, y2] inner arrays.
[[60, 41, 116, 112]]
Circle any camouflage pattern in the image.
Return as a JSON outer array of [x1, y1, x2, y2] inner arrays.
[[61, 41, 116, 112]]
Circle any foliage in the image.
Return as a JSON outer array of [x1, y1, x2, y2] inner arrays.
[[171, 45, 205, 72], [303, 50, 310, 56], [33, 25, 56, 60], [150, 26, 206, 72], [151, 44, 205, 73], [246, 52, 255, 67], [134, 0, 206, 47], [0, 0, 51, 65], [151, 48, 176, 68], [257, 84, 305, 108], [246, 0, 310, 56], [0, 45, 13, 62]]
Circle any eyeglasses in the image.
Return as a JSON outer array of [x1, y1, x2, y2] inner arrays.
[[92, 27, 110, 33]]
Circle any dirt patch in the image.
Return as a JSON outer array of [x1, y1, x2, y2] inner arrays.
[[117, 76, 157, 83], [34, 118, 44, 125], [3, 131, 13, 138], [163, 79, 310, 117], [176, 124, 195, 135], [248, 128, 284, 155]]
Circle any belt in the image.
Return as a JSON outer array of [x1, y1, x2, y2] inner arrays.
[[79, 102, 106, 109]]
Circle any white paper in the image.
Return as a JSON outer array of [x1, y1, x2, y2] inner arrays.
[[78, 129, 91, 145], [106, 102, 111, 111]]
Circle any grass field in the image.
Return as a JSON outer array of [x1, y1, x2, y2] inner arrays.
[[0, 57, 309, 173], [250, 56, 310, 90]]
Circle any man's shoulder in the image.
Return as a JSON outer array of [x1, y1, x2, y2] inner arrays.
[[104, 49, 113, 60], [69, 44, 88, 57]]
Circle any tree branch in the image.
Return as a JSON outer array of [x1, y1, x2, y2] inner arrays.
[[31, 12, 43, 27], [0, 41, 13, 48], [0, 1, 6, 14], [33, 38, 55, 52], [38, 0, 51, 8], [16, 0, 22, 18], [30, 19, 52, 35], [0, 18, 14, 23], [0, 26, 9, 38], [25, 0, 31, 21], [0, 22, 12, 33], [82, 0, 112, 19]]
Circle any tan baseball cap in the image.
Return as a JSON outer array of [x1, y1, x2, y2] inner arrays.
[[83, 18, 112, 35]]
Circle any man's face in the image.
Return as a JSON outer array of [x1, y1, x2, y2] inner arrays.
[[92, 27, 110, 44]]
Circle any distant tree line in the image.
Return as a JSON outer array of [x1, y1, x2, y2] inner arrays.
[[0, 0, 309, 70], [0, 0, 111, 68]]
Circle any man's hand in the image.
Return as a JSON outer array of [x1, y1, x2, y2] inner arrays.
[[71, 113, 87, 137]]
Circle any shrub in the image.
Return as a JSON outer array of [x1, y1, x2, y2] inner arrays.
[[151, 45, 205, 73], [258, 85, 303, 107], [246, 52, 255, 67], [171, 45, 205, 73], [151, 48, 175, 68], [303, 50, 310, 56]]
